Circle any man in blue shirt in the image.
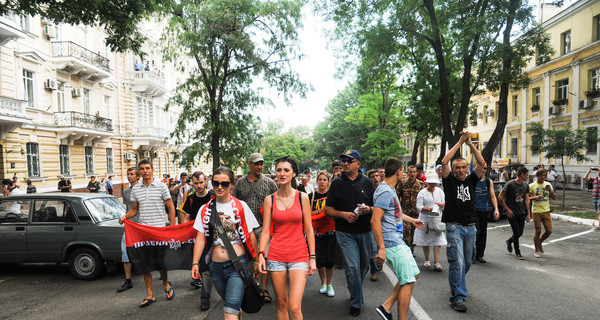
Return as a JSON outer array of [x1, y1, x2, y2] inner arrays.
[[372, 157, 424, 320]]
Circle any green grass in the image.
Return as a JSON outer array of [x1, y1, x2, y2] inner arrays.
[[553, 209, 598, 220]]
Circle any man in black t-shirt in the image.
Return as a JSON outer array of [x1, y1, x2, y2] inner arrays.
[[441, 131, 485, 313], [498, 167, 530, 260], [58, 176, 72, 192], [180, 171, 214, 311]]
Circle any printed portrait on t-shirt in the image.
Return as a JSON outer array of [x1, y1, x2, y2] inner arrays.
[[218, 211, 238, 241]]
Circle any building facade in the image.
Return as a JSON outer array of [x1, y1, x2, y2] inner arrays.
[[0, 14, 192, 195]]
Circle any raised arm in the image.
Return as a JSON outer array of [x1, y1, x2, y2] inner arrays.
[[441, 132, 470, 178], [466, 137, 486, 179]]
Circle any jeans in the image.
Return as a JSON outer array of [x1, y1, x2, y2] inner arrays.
[[336, 231, 374, 308], [475, 211, 488, 258], [445, 223, 476, 304], [507, 214, 526, 254], [200, 269, 212, 302], [593, 198, 600, 213], [210, 257, 249, 315]]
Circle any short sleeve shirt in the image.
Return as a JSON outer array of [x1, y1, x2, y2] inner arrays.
[[232, 175, 278, 225], [181, 190, 215, 221], [373, 182, 404, 248], [193, 200, 259, 247], [396, 179, 424, 218], [130, 179, 171, 227], [442, 173, 479, 225], [326, 171, 375, 234], [502, 180, 529, 215], [529, 181, 552, 213]]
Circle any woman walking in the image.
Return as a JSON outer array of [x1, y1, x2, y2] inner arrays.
[[257, 156, 316, 320], [310, 171, 336, 297], [414, 172, 447, 272], [191, 166, 259, 320]]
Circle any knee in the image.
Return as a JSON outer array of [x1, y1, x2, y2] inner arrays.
[[545, 229, 553, 235], [288, 303, 302, 316], [276, 296, 288, 309]]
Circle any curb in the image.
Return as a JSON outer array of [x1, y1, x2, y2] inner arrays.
[[551, 213, 599, 227]]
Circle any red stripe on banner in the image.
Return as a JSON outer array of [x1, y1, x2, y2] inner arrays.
[[124, 220, 197, 247]]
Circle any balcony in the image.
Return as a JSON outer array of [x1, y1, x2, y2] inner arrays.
[[0, 15, 27, 46], [131, 126, 169, 149], [131, 71, 168, 97], [52, 41, 111, 82], [0, 95, 32, 133], [54, 111, 113, 143]]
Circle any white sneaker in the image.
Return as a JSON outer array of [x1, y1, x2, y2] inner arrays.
[[424, 261, 431, 268], [319, 284, 327, 294], [534, 252, 542, 258], [327, 284, 335, 297]]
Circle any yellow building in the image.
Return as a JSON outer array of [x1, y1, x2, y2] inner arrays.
[[0, 15, 193, 195], [469, 0, 600, 188]]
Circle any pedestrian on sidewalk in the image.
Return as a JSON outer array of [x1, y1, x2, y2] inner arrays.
[[583, 167, 600, 213], [372, 158, 424, 320], [529, 168, 556, 257], [440, 131, 485, 313], [498, 167, 531, 260], [474, 168, 499, 264]]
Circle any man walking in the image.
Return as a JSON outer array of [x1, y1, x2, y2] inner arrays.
[[180, 171, 215, 310], [170, 172, 191, 221], [325, 149, 376, 317], [498, 167, 531, 260], [232, 152, 278, 303], [372, 158, 424, 320], [441, 131, 485, 312], [474, 168, 499, 263], [396, 165, 424, 254], [118, 160, 176, 307], [529, 168, 556, 257], [117, 167, 140, 293]]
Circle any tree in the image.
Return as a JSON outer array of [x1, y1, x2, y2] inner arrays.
[[1, 0, 162, 53], [161, 0, 306, 169], [527, 122, 598, 207]]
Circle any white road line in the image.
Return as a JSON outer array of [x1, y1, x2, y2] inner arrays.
[[382, 263, 433, 320], [512, 229, 595, 250], [0, 278, 11, 283], [487, 224, 511, 230]]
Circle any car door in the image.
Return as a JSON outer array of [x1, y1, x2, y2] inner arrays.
[[0, 199, 31, 263], [27, 199, 78, 262]]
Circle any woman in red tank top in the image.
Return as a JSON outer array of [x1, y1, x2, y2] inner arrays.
[[257, 156, 316, 320]]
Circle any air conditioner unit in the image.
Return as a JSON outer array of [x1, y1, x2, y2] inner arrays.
[[477, 112, 483, 119], [549, 106, 560, 115], [43, 25, 55, 38], [579, 99, 591, 109], [125, 153, 133, 160], [71, 88, 82, 97], [485, 110, 494, 117], [44, 79, 57, 90], [143, 151, 151, 158]]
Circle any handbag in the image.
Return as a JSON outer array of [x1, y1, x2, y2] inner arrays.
[[211, 201, 264, 314], [428, 203, 446, 232]]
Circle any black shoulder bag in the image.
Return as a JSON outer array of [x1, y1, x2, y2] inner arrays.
[[211, 201, 264, 314]]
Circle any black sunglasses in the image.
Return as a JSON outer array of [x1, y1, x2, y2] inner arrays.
[[212, 180, 231, 188], [341, 158, 357, 164]]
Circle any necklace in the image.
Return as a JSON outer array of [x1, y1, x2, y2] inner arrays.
[[276, 191, 295, 210]]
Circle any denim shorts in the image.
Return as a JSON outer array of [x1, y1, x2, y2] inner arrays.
[[266, 259, 308, 272], [120, 233, 129, 263], [210, 257, 250, 315]]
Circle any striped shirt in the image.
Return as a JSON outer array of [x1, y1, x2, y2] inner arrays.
[[130, 179, 171, 227]]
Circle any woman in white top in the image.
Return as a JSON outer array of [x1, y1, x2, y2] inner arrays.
[[414, 172, 447, 272]]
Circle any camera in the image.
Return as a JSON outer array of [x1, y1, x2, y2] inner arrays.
[[593, 168, 599, 171]]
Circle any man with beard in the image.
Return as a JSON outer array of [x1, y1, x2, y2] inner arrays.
[[396, 165, 424, 254]]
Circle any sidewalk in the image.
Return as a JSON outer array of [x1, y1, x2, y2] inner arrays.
[[548, 188, 599, 227]]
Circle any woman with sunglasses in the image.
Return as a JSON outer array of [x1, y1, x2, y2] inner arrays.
[[191, 166, 259, 320], [258, 156, 316, 320]]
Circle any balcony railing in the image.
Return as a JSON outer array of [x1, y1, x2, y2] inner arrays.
[[0, 95, 27, 117], [133, 125, 167, 138], [132, 71, 166, 88], [54, 111, 113, 132], [52, 41, 110, 72]]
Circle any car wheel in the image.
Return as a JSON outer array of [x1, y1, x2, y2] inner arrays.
[[69, 248, 104, 280]]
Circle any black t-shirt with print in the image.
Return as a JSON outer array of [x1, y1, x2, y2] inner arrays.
[[181, 190, 215, 221], [502, 180, 528, 216], [442, 173, 480, 225]]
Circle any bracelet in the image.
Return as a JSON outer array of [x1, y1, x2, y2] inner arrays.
[[309, 256, 317, 260], [192, 262, 199, 266], [258, 250, 265, 256]]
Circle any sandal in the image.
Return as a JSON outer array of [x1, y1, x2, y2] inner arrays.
[[423, 261, 431, 268], [139, 298, 156, 308], [263, 290, 272, 303], [165, 281, 175, 300], [434, 263, 443, 272]]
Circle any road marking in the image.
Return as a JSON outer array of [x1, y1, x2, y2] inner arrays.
[[521, 229, 595, 249], [487, 224, 511, 230], [382, 263, 432, 320], [0, 278, 12, 283]]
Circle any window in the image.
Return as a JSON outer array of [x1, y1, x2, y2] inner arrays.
[[587, 127, 598, 155], [56, 81, 65, 112], [532, 87, 541, 110], [19, 15, 30, 32], [592, 68, 600, 90], [561, 30, 571, 55], [595, 15, 600, 41], [495, 142, 502, 157], [0, 200, 31, 223], [32, 200, 76, 223], [483, 106, 488, 124], [85, 146, 94, 174], [22, 70, 34, 108], [512, 95, 518, 117], [83, 89, 90, 114], [557, 79, 569, 100], [510, 138, 518, 156], [59, 145, 70, 175], [26, 143, 40, 177], [531, 135, 540, 156], [106, 148, 114, 173], [104, 95, 111, 118]]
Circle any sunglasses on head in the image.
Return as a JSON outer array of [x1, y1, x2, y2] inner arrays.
[[212, 180, 231, 188]]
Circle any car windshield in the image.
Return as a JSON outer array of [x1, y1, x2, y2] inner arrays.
[[84, 197, 125, 222]]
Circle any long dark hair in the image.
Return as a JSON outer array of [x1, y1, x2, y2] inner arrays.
[[275, 156, 298, 189]]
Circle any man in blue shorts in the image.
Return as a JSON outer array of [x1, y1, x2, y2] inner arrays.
[[372, 157, 425, 320]]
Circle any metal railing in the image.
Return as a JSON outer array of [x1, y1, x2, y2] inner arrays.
[[0, 95, 27, 116], [52, 41, 110, 72], [54, 111, 113, 132], [131, 71, 166, 88], [133, 125, 167, 137]]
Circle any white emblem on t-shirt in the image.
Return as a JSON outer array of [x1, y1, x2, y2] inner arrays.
[[456, 185, 471, 202]]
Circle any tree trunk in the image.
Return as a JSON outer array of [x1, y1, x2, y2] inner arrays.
[[410, 139, 420, 165], [436, 136, 447, 165], [561, 157, 566, 208]]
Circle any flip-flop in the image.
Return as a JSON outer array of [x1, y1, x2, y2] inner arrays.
[[165, 281, 175, 300], [139, 298, 156, 308]]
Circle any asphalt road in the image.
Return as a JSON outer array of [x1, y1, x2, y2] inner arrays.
[[1, 218, 598, 320]]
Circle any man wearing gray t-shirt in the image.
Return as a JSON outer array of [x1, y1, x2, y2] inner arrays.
[[117, 167, 139, 293]]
